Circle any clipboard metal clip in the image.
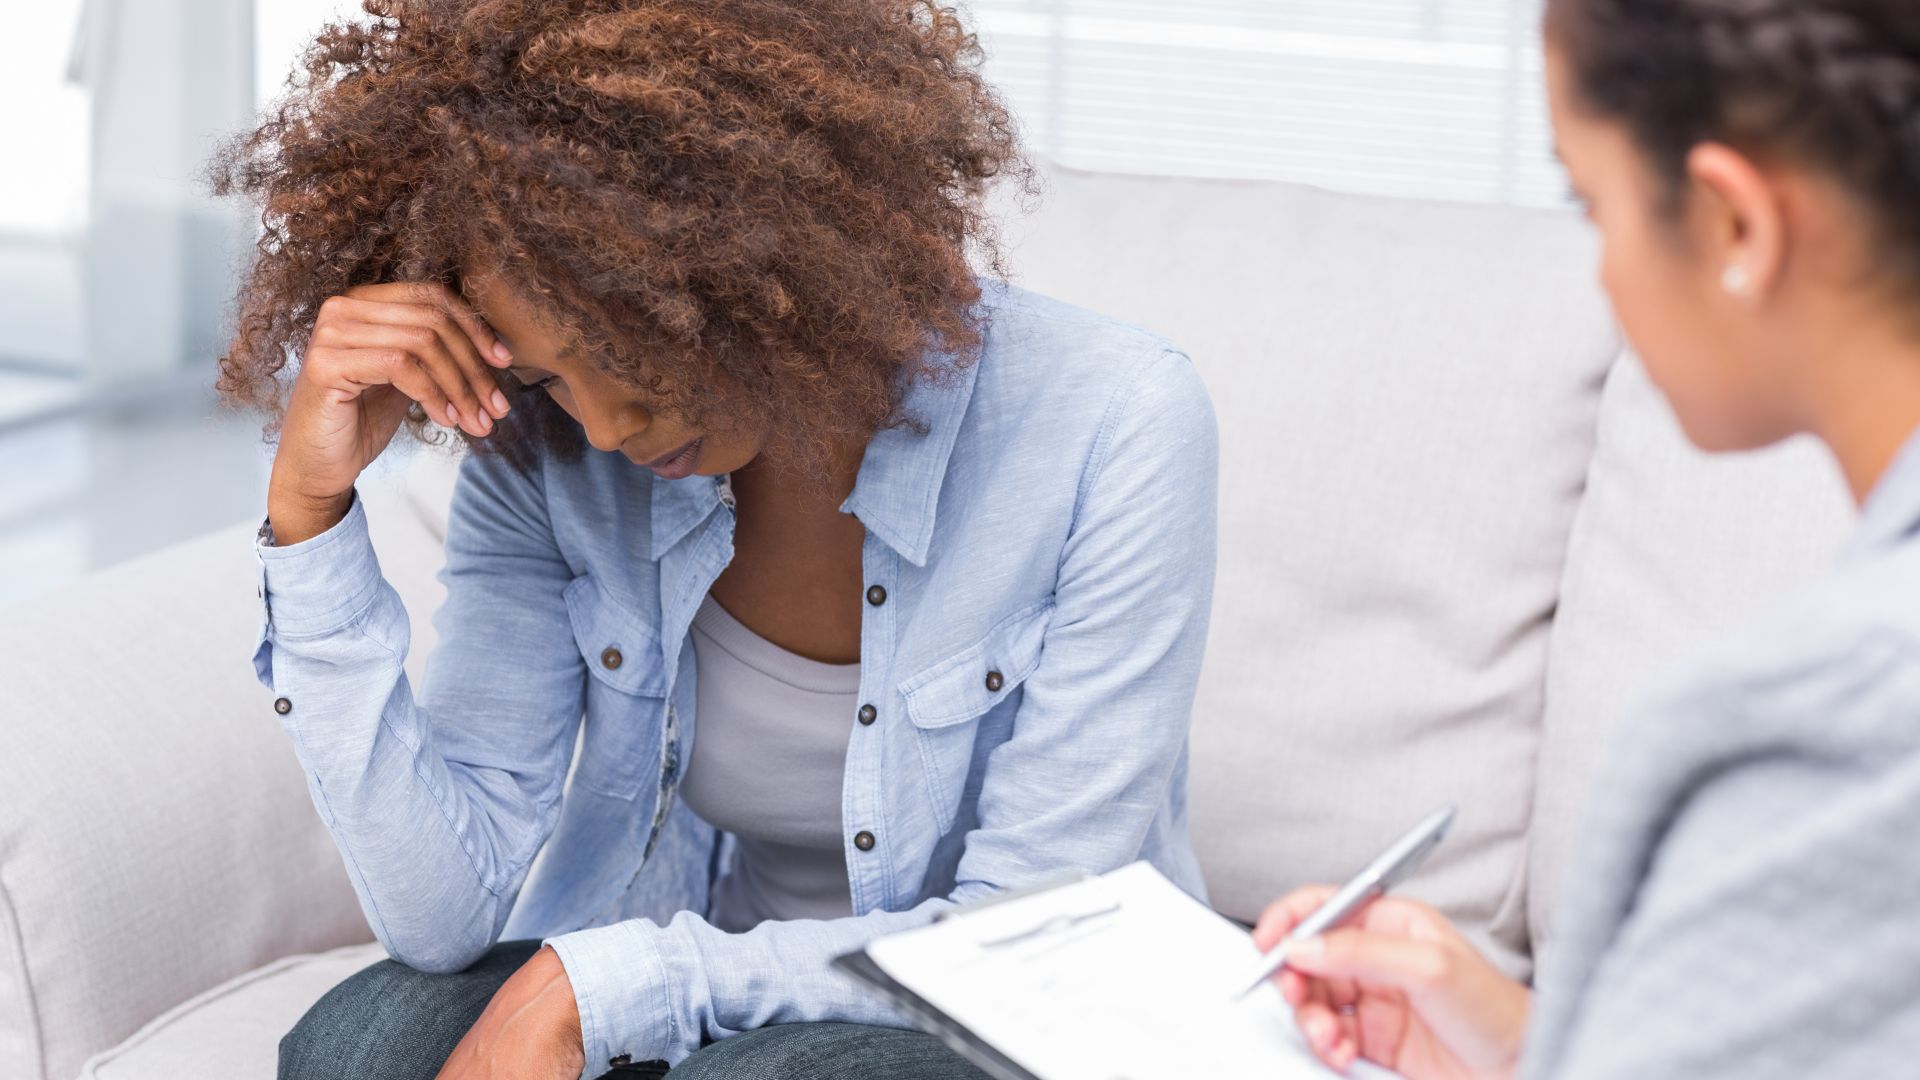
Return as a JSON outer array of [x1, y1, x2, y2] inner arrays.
[[934, 872, 1093, 924], [977, 901, 1123, 950]]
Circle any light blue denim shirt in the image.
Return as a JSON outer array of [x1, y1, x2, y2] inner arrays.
[[250, 282, 1216, 1073], [1524, 429, 1920, 1078]]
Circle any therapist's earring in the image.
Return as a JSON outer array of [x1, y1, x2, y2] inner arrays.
[[1721, 264, 1751, 297]]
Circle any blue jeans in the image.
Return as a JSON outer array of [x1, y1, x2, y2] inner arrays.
[[280, 941, 991, 1080]]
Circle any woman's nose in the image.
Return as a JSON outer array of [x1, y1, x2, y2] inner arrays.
[[580, 398, 650, 453], [582, 424, 626, 454]]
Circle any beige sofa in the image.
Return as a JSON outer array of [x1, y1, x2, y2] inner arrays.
[[0, 165, 1857, 1079]]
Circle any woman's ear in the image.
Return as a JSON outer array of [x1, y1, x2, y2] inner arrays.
[[1686, 142, 1786, 304]]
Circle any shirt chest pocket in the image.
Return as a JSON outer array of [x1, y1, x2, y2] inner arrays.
[[897, 599, 1054, 833], [564, 574, 672, 800]]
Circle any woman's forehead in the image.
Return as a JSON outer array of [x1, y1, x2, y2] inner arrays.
[[462, 271, 573, 355]]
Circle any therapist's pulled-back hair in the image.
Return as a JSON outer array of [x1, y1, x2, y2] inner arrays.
[[1548, 0, 1920, 284], [212, 0, 1027, 467]]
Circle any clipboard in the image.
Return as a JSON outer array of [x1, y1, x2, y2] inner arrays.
[[831, 862, 1392, 1080], [832, 948, 1042, 1080], [831, 869, 1097, 1080]]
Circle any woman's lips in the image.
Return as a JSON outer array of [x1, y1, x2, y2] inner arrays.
[[640, 437, 703, 479]]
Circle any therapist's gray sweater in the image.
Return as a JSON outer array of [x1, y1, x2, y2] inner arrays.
[[1523, 434, 1920, 1079]]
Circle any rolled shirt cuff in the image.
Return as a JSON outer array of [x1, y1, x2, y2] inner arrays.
[[546, 920, 676, 1077], [253, 490, 384, 638]]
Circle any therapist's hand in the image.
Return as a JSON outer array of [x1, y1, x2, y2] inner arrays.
[[433, 945, 585, 1080], [1253, 887, 1531, 1080]]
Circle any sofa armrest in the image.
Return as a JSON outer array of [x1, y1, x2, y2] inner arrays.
[[0, 456, 456, 1080]]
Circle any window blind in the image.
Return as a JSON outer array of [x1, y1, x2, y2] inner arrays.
[[966, 0, 1564, 208]]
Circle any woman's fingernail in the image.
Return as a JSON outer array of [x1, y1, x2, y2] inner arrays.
[[444, 402, 459, 426], [478, 412, 493, 434], [490, 389, 509, 415], [1291, 936, 1326, 962], [491, 341, 512, 364], [1307, 1015, 1333, 1048]]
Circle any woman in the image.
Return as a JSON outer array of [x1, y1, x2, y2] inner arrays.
[[219, 2, 1216, 1078], [1259, 1, 1920, 1076]]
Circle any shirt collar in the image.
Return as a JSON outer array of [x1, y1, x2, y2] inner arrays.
[[649, 468, 726, 559], [1845, 427, 1920, 561], [648, 353, 981, 565], [841, 354, 982, 567]]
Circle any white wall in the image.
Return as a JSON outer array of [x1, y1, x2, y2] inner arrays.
[[256, 0, 360, 110], [0, 1, 89, 236], [0, 1, 90, 372], [75, 0, 257, 380]]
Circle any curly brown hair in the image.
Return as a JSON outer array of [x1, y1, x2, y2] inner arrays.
[[213, 0, 1029, 467]]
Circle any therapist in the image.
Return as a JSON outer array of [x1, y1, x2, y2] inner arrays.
[[1260, 1, 1920, 1076]]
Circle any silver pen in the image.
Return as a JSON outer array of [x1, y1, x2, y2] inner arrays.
[[1233, 805, 1457, 999]]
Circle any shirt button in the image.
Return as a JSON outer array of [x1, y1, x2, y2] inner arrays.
[[854, 830, 876, 851], [985, 670, 1005, 693], [273, 697, 292, 715], [866, 584, 888, 607], [601, 647, 623, 670], [858, 704, 878, 726]]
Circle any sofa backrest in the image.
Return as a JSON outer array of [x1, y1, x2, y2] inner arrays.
[[995, 165, 1853, 980], [995, 166, 1620, 977], [1526, 355, 1851, 964]]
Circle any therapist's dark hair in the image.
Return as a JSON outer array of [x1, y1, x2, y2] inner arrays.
[[1547, 0, 1920, 284]]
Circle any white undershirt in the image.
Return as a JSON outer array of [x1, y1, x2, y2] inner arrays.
[[679, 594, 859, 932]]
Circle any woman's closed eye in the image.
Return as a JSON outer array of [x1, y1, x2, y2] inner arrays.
[[508, 369, 561, 392]]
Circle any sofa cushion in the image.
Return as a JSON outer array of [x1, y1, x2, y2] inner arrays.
[[1528, 355, 1854, 963], [996, 166, 1622, 976], [0, 457, 446, 1080], [78, 943, 387, 1080]]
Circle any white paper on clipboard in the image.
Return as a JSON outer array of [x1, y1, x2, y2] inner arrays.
[[863, 861, 1403, 1080]]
